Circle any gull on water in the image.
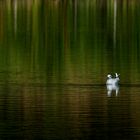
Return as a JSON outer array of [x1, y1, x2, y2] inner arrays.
[[106, 73, 120, 85], [106, 73, 120, 96]]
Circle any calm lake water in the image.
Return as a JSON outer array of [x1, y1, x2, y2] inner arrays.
[[0, 0, 140, 139]]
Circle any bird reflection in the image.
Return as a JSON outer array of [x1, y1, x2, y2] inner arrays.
[[107, 84, 119, 97]]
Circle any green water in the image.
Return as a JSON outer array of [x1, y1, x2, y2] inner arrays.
[[1, 0, 140, 85], [0, 0, 140, 139]]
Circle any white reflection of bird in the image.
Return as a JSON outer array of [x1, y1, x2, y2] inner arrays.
[[107, 84, 119, 97], [106, 73, 120, 85]]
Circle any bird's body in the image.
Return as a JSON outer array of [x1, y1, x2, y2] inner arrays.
[[106, 77, 119, 85], [106, 73, 120, 85]]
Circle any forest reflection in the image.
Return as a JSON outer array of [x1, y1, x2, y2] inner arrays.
[[0, 0, 140, 85]]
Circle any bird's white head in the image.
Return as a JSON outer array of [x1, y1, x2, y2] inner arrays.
[[107, 74, 112, 78]]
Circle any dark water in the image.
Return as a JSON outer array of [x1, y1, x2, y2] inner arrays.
[[0, 0, 140, 139]]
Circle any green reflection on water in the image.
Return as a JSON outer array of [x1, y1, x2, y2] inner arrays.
[[0, 0, 140, 84]]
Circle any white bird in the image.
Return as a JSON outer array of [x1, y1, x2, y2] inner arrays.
[[106, 73, 120, 85]]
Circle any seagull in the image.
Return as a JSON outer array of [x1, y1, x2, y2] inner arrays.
[[106, 73, 120, 85]]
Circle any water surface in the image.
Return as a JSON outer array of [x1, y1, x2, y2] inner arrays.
[[0, 0, 140, 139]]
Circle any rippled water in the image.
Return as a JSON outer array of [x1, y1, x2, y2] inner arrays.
[[0, 0, 140, 140], [1, 83, 140, 140]]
